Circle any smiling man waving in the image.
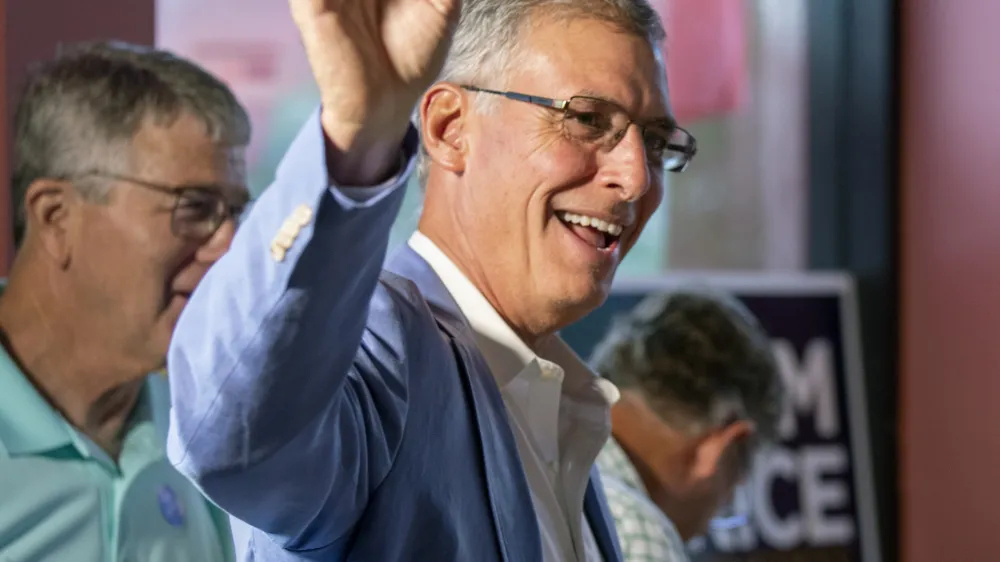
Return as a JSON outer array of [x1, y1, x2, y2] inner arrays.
[[166, 0, 697, 560]]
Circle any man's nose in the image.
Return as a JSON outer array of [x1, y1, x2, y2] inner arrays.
[[601, 125, 652, 202], [195, 218, 236, 264]]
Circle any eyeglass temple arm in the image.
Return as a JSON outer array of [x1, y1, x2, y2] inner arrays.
[[462, 85, 569, 110]]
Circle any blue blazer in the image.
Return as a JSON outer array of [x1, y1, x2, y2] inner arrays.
[[166, 113, 623, 562]]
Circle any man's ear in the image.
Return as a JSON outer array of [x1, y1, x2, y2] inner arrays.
[[690, 420, 755, 482], [419, 82, 468, 174], [22, 178, 77, 266]]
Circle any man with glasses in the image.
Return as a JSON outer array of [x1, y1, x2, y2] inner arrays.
[[0, 42, 249, 561], [591, 291, 785, 561], [166, 0, 695, 560]]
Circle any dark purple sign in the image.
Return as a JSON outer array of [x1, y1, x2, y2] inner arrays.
[[561, 274, 881, 562]]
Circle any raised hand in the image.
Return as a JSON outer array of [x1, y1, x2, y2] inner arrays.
[[289, 0, 461, 183]]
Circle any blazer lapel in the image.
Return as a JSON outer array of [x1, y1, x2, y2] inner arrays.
[[385, 245, 468, 326], [386, 246, 541, 562], [585, 467, 624, 562]]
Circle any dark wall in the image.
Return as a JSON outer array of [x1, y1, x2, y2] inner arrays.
[[807, 1, 898, 561]]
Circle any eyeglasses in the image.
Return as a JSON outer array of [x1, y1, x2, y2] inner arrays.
[[462, 85, 697, 172], [73, 172, 250, 240]]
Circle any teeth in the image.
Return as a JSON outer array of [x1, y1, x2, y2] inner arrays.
[[557, 211, 624, 236]]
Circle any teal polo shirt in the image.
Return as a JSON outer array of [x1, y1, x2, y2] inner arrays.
[[0, 346, 235, 561]]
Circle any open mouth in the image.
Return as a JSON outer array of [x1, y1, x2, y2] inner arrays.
[[556, 211, 624, 251]]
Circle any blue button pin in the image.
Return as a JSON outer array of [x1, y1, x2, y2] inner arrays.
[[157, 484, 186, 527]]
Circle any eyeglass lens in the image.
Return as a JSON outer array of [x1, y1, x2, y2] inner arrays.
[[563, 97, 692, 171]]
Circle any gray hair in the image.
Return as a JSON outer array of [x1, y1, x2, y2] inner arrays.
[[11, 41, 251, 246], [590, 290, 785, 447], [416, 0, 666, 183]]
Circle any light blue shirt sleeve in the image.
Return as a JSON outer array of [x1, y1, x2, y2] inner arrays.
[[166, 109, 421, 552]]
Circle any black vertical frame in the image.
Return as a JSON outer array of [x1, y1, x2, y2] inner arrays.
[[808, 1, 899, 562]]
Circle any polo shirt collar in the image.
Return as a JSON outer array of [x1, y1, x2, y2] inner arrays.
[[0, 345, 164, 460], [0, 346, 75, 456]]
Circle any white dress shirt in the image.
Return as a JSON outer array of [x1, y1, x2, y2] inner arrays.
[[409, 231, 620, 562]]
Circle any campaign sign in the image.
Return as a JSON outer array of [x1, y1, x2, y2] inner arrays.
[[561, 273, 881, 562]]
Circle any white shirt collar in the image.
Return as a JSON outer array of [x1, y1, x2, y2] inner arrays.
[[407, 231, 619, 405]]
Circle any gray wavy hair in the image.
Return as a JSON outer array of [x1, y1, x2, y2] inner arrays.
[[416, 0, 666, 183], [590, 290, 785, 446], [11, 41, 250, 247]]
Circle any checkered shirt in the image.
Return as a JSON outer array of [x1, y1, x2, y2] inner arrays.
[[597, 438, 690, 562]]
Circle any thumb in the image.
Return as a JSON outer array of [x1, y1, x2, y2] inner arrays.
[[288, 0, 325, 28], [383, 0, 463, 85]]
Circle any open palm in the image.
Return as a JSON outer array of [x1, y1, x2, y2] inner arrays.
[[290, 0, 461, 135]]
